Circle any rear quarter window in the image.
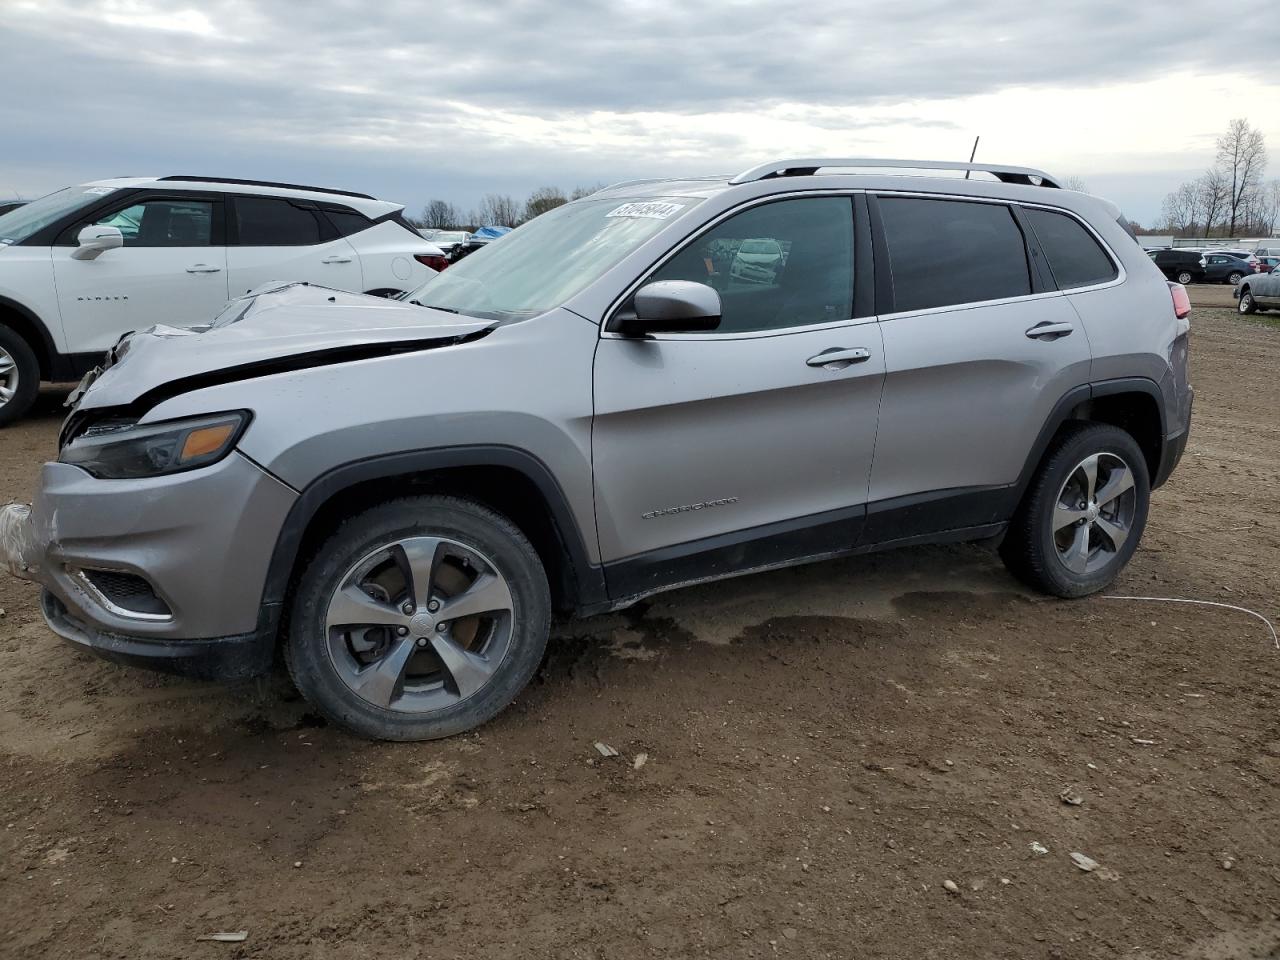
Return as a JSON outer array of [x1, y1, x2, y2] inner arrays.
[[1023, 208, 1117, 289]]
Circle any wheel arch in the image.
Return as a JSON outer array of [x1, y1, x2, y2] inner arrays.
[[1016, 378, 1169, 501], [261, 446, 608, 628], [0, 295, 56, 380]]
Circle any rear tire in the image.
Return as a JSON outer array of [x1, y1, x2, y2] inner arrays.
[[0, 325, 40, 428], [1000, 423, 1150, 598], [285, 495, 551, 741], [1175, 270, 1194, 285], [1227, 271, 1244, 286]]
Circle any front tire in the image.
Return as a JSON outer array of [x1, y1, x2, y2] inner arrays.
[[1000, 423, 1150, 598], [285, 495, 551, 741], [0, 326, 40, 428], [1238, 288, 1258, 314], [1175, 270, 1194, 285]]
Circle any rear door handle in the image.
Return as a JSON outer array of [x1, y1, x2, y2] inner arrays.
[[806, 347, 871, 368], [185, 264, 221, 274], [321, 255, 353, 264], [1025, 321, 1074, 340]]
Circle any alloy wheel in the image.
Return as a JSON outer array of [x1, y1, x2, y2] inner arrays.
[[324, 536, 515, 713], [1051, 452, 1137, 575], [0, 345, 18, 408]]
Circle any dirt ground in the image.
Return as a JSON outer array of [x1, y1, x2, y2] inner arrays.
[[2, 284, 1278, 960]]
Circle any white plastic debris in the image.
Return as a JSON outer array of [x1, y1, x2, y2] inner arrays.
[[1070, 852, 1099, 872], [196, 932, 248, 942], [1029, 841, 1049, 855], [632, 752, 648, 770], [593, 742, 619, 758], [942, 879, 960, 895]]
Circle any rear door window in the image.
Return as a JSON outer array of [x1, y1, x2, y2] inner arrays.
[[877, 196, 1031, 312], [234, 196, 326, 245], [1022, 207, 1117, 289]]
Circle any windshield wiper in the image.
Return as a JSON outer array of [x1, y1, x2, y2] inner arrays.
[[413, 302, 459, 313]]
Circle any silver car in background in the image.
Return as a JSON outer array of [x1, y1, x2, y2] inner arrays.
[[1, 157, 1193, 741]]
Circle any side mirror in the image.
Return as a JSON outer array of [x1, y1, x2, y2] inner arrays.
[[614, 280, 721, 337], [71, 225, 124, 261]]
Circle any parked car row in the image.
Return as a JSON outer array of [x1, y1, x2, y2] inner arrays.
[[0, 176, 447, 424], [1147, 248, 1259, 285]]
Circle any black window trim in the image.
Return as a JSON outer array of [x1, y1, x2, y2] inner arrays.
[[869, 190, 1126, 319], [226, 193, 337, 247], [601, 189, 872, 341], [52, 189, 226, 247]]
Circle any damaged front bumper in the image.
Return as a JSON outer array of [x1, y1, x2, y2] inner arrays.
[[0, 455, 298, 681]]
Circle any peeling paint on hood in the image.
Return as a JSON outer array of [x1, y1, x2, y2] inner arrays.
[[70, 282, 495, 412]]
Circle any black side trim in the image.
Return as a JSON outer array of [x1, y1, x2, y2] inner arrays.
[[51, 351, 102, 381], [860, 485, 1017, 545], [1009, 203, 1056, 294], [604, 505, 866, 604], [865, 193, 894, 315], [0, 295, 59, 378], [260, 445, 607, 612], [853, 193, 876, 319]]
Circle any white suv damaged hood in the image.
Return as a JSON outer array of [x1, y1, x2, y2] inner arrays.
[[69, 282, 495, 411]]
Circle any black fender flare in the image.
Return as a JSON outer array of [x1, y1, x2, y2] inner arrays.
[[1013, 377, 1169, 502], [259, 444, 608, 614], [0, 294, 58, 378]]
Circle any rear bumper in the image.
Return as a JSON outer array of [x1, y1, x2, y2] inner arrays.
[[41, 589, 278, 680], [1153, 390, 1192, 489]]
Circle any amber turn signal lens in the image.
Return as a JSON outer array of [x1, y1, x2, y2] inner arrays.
[[180, 423, 235, 462]]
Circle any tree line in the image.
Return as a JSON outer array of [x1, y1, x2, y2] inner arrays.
[[412, 184, 605, 231], [1160, 118, 1279, 239]]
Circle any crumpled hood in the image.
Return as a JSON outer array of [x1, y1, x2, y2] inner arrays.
[[72, 282, 494, 411]]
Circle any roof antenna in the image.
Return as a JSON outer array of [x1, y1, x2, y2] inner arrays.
[[965, 136, 980, 179]]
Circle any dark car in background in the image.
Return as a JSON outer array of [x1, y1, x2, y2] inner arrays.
[[1149, 249, 1205, 284], [1201, 253, 1253, 285]]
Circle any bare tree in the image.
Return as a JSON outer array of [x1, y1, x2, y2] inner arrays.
[[570, 183, 607, 200], [420, 199, 461, 230], [1061, 175, 1087, 193], [1196, 168, 1229, 237], [475, 193, 521, 228], [524, 186, 567, 221], [1161, 181, 1199, 236], [1261, 180, 1280, 238], [1217, 118, 1268, 236]]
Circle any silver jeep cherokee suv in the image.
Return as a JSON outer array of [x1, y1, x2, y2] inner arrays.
[[1, 158, 1193, 741]]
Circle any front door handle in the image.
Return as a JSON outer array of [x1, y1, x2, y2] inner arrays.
[[806, 347, 871, 368], [321, 255, 353, 264], [1025, 321, 1074, 340], [186, 264, 222, 274]]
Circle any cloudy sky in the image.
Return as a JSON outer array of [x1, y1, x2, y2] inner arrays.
[[4, 0, 1277, 226]]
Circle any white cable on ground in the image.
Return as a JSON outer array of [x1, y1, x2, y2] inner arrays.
[[1101, 596, 1278, 650]]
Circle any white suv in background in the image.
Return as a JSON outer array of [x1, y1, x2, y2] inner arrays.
[[0, 176, 445, 424]]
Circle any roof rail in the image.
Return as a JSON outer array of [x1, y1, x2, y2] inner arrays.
[[729, 158, 1061, 189], [592, 178, 671, 194], [158, 176, 376, 200]]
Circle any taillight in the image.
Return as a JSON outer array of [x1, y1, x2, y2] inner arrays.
[[1168, 281, 1191, 320], [415, 253, 449, 272]]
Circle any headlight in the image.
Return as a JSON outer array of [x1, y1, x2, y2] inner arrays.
[[59, 412, 250, 479]]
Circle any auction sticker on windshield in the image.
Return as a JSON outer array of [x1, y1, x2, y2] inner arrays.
[[606, 201, 684, 219]]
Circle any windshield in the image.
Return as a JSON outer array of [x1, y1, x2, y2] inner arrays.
[[404, 196, 699, 321], [0, 185, 116, 245]]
